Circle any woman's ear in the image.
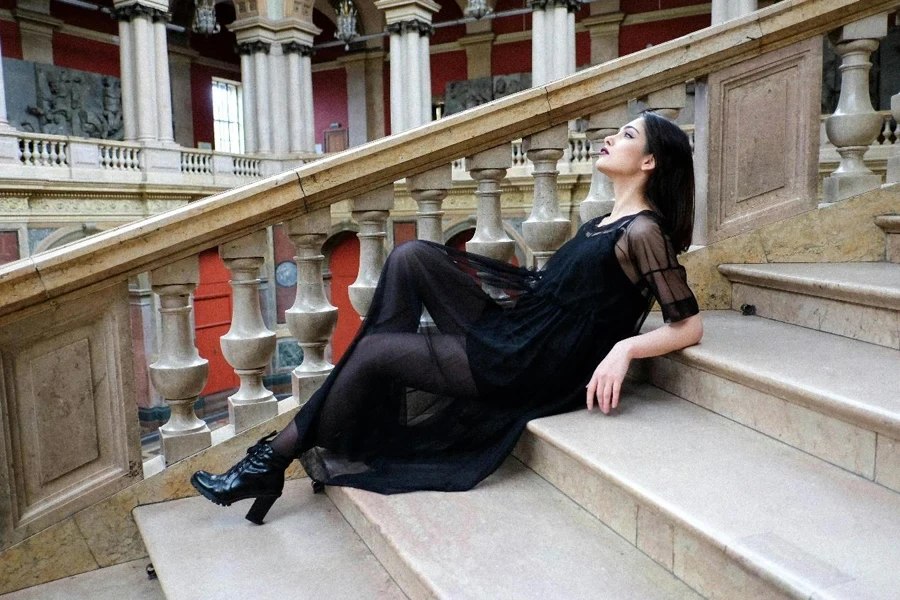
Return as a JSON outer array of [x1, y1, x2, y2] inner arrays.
[[641, 154, 656, 172]]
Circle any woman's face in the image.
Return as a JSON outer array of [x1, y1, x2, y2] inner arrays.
[[595, 117, 655, 178]]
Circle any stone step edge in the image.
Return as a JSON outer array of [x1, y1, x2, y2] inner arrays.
[[516, 424, 821, 600], [717, 263, 900, 311], [647, 344, 900, 440], [874, 215, 900, 234], [326, 485, 438, 600]]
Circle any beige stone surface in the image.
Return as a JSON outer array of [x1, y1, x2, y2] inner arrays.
[[331, 459, 700, 600], [637, 507, 676, 571], [134, 479, 404, 600], [73, 487, 147, 569], [875, 434, 900, 493], [0, 559, 163, 600], [520, 383, 900, 600], [0, 520, 99, 595]]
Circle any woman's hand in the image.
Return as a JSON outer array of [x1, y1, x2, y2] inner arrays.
[[586, 341, 632, 414]]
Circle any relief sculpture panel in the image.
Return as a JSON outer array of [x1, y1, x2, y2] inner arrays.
[[0, 283, 141, 551]]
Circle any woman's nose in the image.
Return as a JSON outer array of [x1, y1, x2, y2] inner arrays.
[[604, 135, 613, 145]]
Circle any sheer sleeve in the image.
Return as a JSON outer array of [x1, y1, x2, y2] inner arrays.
[[614, 215, 699, 323]]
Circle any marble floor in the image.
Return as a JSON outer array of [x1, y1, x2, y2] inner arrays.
[[0, 559, 164, 600]]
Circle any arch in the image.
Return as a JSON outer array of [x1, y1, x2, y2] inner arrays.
[[323, 228, 361, 361], [313, 0, 384, 37], [442, 217, 526, 266], [33, 223, 105, 255]]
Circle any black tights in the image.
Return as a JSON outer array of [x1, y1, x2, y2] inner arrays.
[[270, 241, 492, 460]]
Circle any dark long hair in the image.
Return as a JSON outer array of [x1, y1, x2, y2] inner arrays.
[[641, 111, 695, 253]]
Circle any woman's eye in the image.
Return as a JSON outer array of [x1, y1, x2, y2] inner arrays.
[[625, 133, 633, 139]]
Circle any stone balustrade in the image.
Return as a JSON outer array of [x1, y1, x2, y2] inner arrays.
[[2, 2, 898, 579]]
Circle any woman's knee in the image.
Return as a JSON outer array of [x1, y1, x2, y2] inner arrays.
[[387, 239, 433, 267]]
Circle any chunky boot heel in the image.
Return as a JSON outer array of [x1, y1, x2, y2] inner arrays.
[[311, 480, 324, 494], [245, 495, 280, 525], [190, 431, 292, 523]]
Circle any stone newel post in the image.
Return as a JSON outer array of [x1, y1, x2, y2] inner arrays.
[[822, 14, 888, 204], [466, 144, 516, 263], [349, 186, 395, 318], [285, 208, 339, 405], [523, 124, 571, 269], [219, 231, 277, 433], [150, 256, 211, 465]]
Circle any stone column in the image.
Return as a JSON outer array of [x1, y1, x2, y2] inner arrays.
[[580, 104, 627, 222], [364, 51, 386, 140], [219, 231, 277, 434], [132, 8, 160, 142], [114, 6, 138, 141], [458, 33, 495, 79], [711, 0, 756, 25], [253, 41, 272, 154], [349, 185, 394, 318], [465, 144, 515, 263], [340, 52, 370, 148], [408, 164, 451, 243], [0, 27, 13, 130], [269, 46, 290, 154], [150, 256, 211, 466], [299, 45, 316, 151], [530, 3, 547, 86], [529, 0, 578, 86], [285, 209, 338, 404], [822, 14, 889, 204], [888, 92, 900, 184], [238, 43, 258, 154], [377, 0, 440, 134], [523, 124, 570, 269], [153, 15, 175, 144], [583, 2, 624, 66]]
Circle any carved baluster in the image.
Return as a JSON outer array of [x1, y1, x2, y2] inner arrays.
[[409, 165, 451, 243], [149, 256, 211, 465], [219, 231, 277, 433], [823, 14, 888, 204], [348, 185, 394, 318], [466, 144, 515, 263], [581, 105, 628, 222], [523, 124, 571, 269], [888, 91, 900, 184], [285, 208, 338, 405]]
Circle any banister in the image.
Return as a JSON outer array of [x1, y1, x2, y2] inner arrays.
[[0, 0, 895, 323]]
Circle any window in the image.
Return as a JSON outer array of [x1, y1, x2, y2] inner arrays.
[[212, 78, 244, 153]]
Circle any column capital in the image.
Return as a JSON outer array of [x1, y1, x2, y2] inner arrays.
[[237, 39, 271, 54], [113, 3, 169, 22], [385, 19, 433, 36], [376, 0, 440, 26], [282, 40, 314, 56], [528, 0, 582, 13]]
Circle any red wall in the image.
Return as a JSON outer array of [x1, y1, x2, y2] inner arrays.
[[619, 14, 710, 55], [53, 33, 119, 77], [576, 30, 590, 68], [0, 20, 22, 59], [492, 40, 531, 76], [191, 63, 240, 148], [622, 0, 708, 13], [431, 50, 467, 95], [312, 67, 349, 148]]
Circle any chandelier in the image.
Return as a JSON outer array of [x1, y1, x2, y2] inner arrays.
[[464, 0, 492, 20], [192, 0, 220, 35], [336, 0, 358, 50]]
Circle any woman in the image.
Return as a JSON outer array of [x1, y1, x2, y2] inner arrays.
[[191, 111, 703, 524]]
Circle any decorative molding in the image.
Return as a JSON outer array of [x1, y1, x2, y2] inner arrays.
[[528, 0, 582, 13], [282, 41, 315, 56], [386, 19, 433, 36], [621, 4, 711, 26], [112, 4, 169, 23]]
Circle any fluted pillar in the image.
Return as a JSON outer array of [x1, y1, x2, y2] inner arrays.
[[409, 165, 451, 243], [0, 34, 8, 131], [888, 92, 900, 184], [529, 0, 578, 86], [581, 105, 627, 222], [711, 0, 756, 25], [822, 14, 888, 204], [377, 0, 439, 134], [285, 209, 338, 404], [114, 9, 137, 141], [253, 41, 272, 154], [238, 43, 258, 154], [523, 125, 571, 269], [153, 16, 174, 144], [150, 256, 211, 465], [465, 144, 515, 263], [349, 185, 395, 318], [219, 231, 277, 433], [269, 45, 290, 154]]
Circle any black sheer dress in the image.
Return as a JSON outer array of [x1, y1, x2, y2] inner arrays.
[[289, 209, 699, 494]]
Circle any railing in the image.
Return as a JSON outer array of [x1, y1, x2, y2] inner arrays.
[[99, 141, 142, 171], [181, 150, 214, 174], [1, 0, 898, 591], [18, 133, 69, 167]]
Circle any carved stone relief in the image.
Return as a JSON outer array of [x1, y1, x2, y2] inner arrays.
[[444, 73, 532, 115], [2, 58, 124, 140]]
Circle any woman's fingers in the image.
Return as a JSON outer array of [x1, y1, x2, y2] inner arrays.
[[611, 378, 622, 410], [586, 376, 597, 410]]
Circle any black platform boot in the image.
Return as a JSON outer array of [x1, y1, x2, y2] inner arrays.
[[190, 431, 292, 525]]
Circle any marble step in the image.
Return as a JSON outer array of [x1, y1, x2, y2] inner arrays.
[[133, 478, 406, 600], [640, 311, 900, 491], [327, 459, 702, 600], [874, 215, 899, 263], [717, 262, 900, 349], [513, 382, 900, 600]]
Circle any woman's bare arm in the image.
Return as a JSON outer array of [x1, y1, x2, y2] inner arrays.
[[586, 313, 703, 414]]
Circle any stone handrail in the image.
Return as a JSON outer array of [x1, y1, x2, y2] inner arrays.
[[1, 0, 891, 325]]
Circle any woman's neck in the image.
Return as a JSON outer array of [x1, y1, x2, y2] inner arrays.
[[608, 176, 652, 218]]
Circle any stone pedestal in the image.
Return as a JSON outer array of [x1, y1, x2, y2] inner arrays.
[[349, 186, 395, 318], [466, 144, 515, 263], [523, 124, 570, 269]]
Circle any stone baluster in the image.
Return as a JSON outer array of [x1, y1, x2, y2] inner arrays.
[[409, 165, 451, 243], [349, 185, 395, 318], [888, 91, 900, 184], [465, 144, 515, 263], [285, 208, 338, 404], [149, 256, 211, 465], [822, 14, 888, 204], [643, 84, 686, 120], [219, 231, 277, 433], [523, 125, 571, 269], [581, 105, 628, 222]]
